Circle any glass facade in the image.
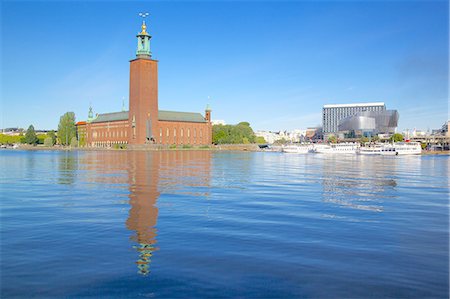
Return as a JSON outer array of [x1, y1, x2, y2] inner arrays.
[[338, 110, 399, 136], [322, 103, 386, 134]]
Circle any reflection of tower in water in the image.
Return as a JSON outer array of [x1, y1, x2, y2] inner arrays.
[[125, 151, 212, 275], [126, 151, 160, 275]]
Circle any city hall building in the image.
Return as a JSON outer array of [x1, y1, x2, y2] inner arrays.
[[81, 19, 212, 147]]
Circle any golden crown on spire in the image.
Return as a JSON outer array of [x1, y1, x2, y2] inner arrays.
[[140, 21, 147, 34]]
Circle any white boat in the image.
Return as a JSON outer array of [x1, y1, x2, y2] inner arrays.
[[358, 144, 384, 155], [313, 142, 359, 154], [282, 144, 311, 154], [358, 143, 397, 155], [358, 142, 422, 156], [389, 142, 422, 155]]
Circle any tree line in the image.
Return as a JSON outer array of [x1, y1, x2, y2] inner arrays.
[[1, 112, 77, 146], [212, 122, 265, 144]]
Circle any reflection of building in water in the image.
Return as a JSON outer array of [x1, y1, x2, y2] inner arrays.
[[126, 151, 212, 275], [78, 150, 212, 275], [321, 156, 398, 213], [126, 151, 160, 275]]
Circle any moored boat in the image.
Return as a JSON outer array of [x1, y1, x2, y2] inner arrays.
[[282, 144, 311, 154], [389, 142, 422, 155], [313, 142, 359, 154]]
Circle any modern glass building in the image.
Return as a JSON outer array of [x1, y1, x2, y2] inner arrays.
[[322, 102, 386, 134], [338, 110, 399, 137]]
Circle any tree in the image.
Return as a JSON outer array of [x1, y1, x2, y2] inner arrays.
[[24, 125, 38, 145], [255, 136, 266, 144], [360, 136, 369, 144], [44, 137, 54, 147], [0, 134, 22, 145], [47, 130, 56, 145], [37, 134, 46, 144], [58, 112, 76, 146], [70, 136, 78, 147], [327, 135, 337, 143], [212, 122, 257, 144], [390, 133, 404, 142]]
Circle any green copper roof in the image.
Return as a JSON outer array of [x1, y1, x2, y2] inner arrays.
[[158, 110, 206, 123], [91, 111, 129, 123], [90, 110, 206, 123]]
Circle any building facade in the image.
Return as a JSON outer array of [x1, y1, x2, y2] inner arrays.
[[338, 110, 399, 137], [322, 102, 386, 135], [75, 121, 87, 147], [84, 19, 212, 147]]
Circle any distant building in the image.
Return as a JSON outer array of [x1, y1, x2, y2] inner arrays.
[[255, 131, 280, 144], [1, 128, 23, 136], [323, 102, 398, 138], [338, 110, 399, 138], [255, 129, 309, 144], [76, 121, 87, 147], [323, 102, 386, 135], [443, 121, 450, 137], [305, 127, 323, 141], [82, 18, 212, 147]]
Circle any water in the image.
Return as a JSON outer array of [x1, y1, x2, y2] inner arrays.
[[1, 150, 448, 298]]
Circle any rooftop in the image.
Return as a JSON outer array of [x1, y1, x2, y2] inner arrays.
[[90, 110, 206, 124], [323, 102, 385, 108]]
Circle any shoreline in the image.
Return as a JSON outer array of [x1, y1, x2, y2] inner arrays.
[[2, 144, 449, 155]]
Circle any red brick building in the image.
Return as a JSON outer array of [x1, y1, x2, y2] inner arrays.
[[84, 19, 212, 147]]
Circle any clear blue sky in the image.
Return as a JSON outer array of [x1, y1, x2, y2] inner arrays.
[[1, 0, 448, 132]]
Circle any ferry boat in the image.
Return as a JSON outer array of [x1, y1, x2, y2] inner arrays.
[[358, 142, 422, 156], [282, 144, 311, 154], [357, 144, 384, 155], [388, 142, 422, 155], [313, 142, 359, 154]]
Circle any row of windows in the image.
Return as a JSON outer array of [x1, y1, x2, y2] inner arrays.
[[92, 130, 128, 139], [159, 127, 205, 144], [92, 141, 128, 147]]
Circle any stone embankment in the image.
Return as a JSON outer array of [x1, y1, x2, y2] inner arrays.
[[10, 143, 262, 151]]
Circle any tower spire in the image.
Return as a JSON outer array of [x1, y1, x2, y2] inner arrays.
[[136, 12, 151, 59]]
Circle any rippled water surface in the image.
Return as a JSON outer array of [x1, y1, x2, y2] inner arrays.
[[1, 150, 448, 298]]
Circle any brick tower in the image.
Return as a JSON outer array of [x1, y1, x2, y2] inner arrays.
[[128, 18, 158, 144]]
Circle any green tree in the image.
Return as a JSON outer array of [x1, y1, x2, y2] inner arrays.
[[212, 122, 256, 144], [37, 134, 46, 144], [44, 137, 54, 147], [24, 125, 39, 145], [47, 130, 57, 145], [390, 133, 404, 142], [58, 112, 76, 146], [360, 136, 369, 144], [255, 136, 266, 144], [327, 135, 337, 143], [70, 136, 78, 147], [0, 134, 22, 145]]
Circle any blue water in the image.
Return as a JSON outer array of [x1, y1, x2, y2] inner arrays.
[[1, 150, 448, 298]]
